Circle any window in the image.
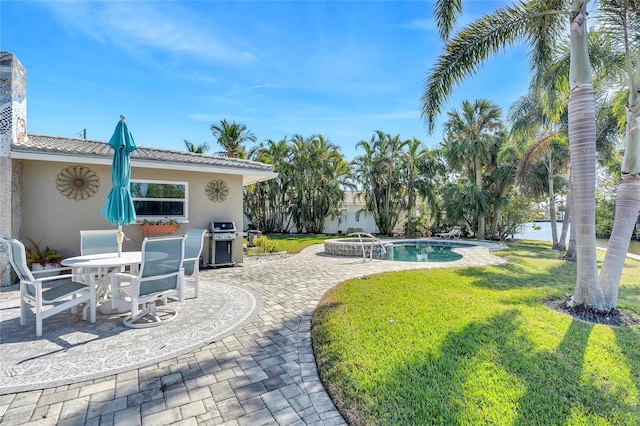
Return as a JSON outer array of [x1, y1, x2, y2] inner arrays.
[[131, 180, 188, 221]]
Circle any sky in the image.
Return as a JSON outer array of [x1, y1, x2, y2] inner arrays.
[[1, 0, 531, 161]]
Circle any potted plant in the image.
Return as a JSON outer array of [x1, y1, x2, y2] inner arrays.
[[138, 218, 180, 236], [25, 237, 63, 273]]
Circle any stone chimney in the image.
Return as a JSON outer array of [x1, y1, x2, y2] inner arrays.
[[0, 51, 26, 286]]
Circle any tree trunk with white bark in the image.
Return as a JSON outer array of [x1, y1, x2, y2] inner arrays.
[[599, 46, 640, 308], [568, 0, 606, 310]]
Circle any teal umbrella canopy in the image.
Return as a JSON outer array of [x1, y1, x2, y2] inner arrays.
[[101, 116, 137, 226]]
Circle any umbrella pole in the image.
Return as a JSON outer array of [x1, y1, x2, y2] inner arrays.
[[117, 225, 124, 257]]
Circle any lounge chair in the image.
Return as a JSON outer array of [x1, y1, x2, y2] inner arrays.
[[110, 235, 186, 328], [1, 236, 95, 337], [435, 226, 461, 239]]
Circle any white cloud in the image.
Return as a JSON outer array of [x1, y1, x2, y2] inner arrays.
[[403, 18, 438, 31], [223, 83, 281, 97], [187, 113, 252, 123], [43, 1, 257, 66]]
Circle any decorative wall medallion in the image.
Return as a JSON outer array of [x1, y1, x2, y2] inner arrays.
[[205, 179, 229, 202], [56, 165, 100, 200]]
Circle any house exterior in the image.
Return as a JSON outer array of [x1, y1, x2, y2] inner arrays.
[[1, 52, 277, 286], [321, 190, 379, 235]]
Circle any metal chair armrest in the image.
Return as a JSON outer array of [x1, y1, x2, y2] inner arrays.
[[36, 272, 89, 284], [31, 266, 73, 275], [111, 272, 137, 280]]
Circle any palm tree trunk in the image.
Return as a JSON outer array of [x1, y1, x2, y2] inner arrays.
[[599, 175, 640, 307], [599, 59, 640, 308], [491, 203, 501, 238], [558, 184, 571, 252], [568, 0, 605, 310], [620, 48, 640, 175], [406, 195, 414, 238], [548, 158, 559, 249], [491, 181, 513, 239], [569, 83, 603, 308], [566, 173, 577, 261], [407, 172, 415, 238], [475, 156, 485, 240], [566, 222, 577, 261]]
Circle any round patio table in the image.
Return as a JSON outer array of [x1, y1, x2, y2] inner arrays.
[[61, 251, 142, 269], [62, 251, 142, 314]]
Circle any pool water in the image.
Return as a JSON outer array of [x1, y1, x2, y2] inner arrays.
[[385, 242, 464, 262]]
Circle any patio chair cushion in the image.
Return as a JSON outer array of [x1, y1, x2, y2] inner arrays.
[[42, 280, 89, 301]]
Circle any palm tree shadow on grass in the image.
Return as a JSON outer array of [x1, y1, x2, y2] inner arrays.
[[456, 260, 640, 326], [358, 311, 637, 424], [455, 261, 575, 292], [613, 326, 640, 404]]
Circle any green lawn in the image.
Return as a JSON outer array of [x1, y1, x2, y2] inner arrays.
[[247, 233, 342, 254], [312, 241, 640, 425]]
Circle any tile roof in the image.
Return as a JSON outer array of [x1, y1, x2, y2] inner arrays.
[[14, 134, 274, 172]]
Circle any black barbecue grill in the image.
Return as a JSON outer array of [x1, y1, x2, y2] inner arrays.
[[208, 221, 237, 267]]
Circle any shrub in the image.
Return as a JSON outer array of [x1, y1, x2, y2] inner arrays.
[[595, 197, 615, 237], [252, 235, 279, 253], [25, 238, 63, 267], [403, 215, 431, 237]]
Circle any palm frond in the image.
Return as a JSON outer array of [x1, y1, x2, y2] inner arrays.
[[423, 3, 551, 132], [434, 0, 463, 40]]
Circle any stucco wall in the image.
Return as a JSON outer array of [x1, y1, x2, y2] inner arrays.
[[20, 160, 245, 263], [322, 210, 378, 234]]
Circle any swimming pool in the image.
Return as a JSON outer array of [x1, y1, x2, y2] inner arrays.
[[384, 241, 464, 262], [324, 238, 471, 262]]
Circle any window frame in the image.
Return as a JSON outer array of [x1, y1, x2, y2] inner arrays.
[[130, 179, 189, 222]]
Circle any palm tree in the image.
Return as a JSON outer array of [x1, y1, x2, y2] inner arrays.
[[510, 31, 623, 252], [353, 131, 407, 236], [262, 138, 294, 233], [421, 0, 639, 312], [210, 119, 257, 159], [403, 138, 427, 238], [440, 176, 480, 231], [488, 137, 518, 239], [595, 0, 640, 308], [442, 99, 504, 240], [287, 134, 351, 233], [517, 135, 570, 249], [414, 149, 448, 232], [183, 139, 209, 154], [244, 138, 293, 233]]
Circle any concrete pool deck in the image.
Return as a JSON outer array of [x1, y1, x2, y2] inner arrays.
[[0, 241, 507, 425]]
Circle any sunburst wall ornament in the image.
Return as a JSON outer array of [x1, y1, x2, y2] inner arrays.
[[205, 179, 229, 202], [56, 165, 100, 200]]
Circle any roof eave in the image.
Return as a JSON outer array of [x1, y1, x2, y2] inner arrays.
[[10, 150, 277, 186]]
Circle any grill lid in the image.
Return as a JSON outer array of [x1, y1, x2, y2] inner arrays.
[[210, 221, 236, 232]]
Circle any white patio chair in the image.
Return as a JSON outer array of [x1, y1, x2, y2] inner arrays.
[[110, 235, 186, 328], [435, 226, 461, 239], [183, 228, 207, 298], [80, 229, 119, 255], [79, 229, 121, 300], [1, 236, 95, 337]]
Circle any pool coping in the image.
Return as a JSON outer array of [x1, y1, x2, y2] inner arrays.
[[324, 237, 507, 259]]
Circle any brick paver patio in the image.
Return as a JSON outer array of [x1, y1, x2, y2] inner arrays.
[[0, 242, 506, 425]]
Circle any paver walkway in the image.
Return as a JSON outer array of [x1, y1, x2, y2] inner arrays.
[[0, 243, 506, 425]]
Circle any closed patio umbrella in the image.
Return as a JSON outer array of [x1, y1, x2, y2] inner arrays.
[[101, 115, 137, 256]]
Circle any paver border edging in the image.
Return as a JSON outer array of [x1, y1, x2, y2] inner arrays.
[[0, 281, 263, 395]]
